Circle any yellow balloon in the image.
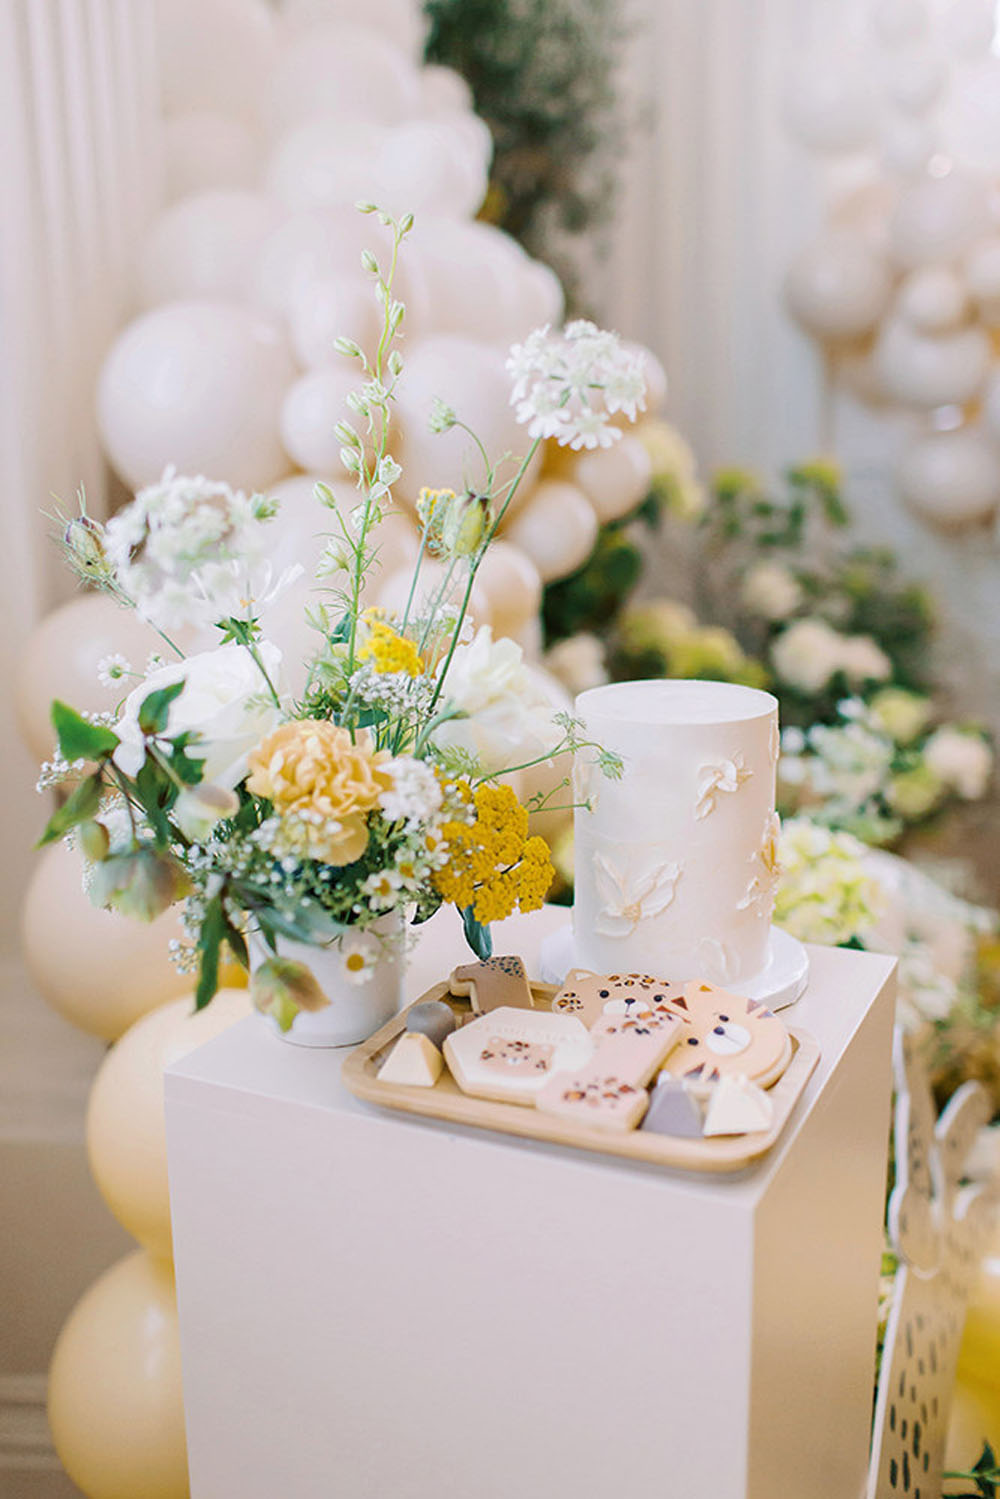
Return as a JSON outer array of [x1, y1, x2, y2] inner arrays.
[[87, 989, 252, 1258], [945, 1375, 1000, 1493], [49, 1249, 189, 1499], [957, 1256, 1000, 1389], [22, 842, 192, 1041]]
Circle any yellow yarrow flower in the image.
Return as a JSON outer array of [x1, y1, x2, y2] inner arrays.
[[359, 619, 424, 677], [431, 782, 554, 924]]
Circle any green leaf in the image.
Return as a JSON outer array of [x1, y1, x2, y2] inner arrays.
[[38, 772, 103, 846], [137, 680, 184, 735], [461, 904, 492, 960], [134, 758, 174, 847], [51, 700, 119, 762], [223, 917, 249, 970], [195, 895, 225, 1011]]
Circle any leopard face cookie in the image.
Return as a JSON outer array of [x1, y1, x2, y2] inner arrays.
[[551, 969, 684, 1029], [660, 982, 791, 1090]]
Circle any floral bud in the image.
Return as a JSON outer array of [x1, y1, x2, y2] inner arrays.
[[334, 421, 361, 447], [63, 514, 109, 580], [78, 819, 110, 862], [399, 212, 414, 234], [340, 448, 361, 474], [89, 848, 191, 922], [174, 783, 240, 842], [428, 397, 457, 434], [360, 248, 378, 274], [442, 492, 492, 558], [355, 200, 377, 214], [251, 957, 330, 1031], [334, 336, 364, 359]]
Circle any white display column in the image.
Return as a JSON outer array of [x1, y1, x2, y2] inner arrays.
[[166, 909, 896, 1499]]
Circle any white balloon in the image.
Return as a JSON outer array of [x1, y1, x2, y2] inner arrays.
[[393, 335, 528, 497], [403, 218, 531, 344], [503, 481, 598, 583], [98, 302, 296, 492], [420, 64, 474, 116], [474, 542, 543, 636], [279, 367, 367, 476], [513, 664, 575, 842], [873, 317, 991, 408], [783, 48, 879, 153], [265, 120, 389, 213], [871, 0, 929, 47], [375, 120, 490, 221], [897, 426, 1000, 526], [266, 22, 422, 133], [979, 369, 1000, 443], [941, 0, 997, 60], [156, 0, 274, 123], [253, 205, 394, 318], [518, 259, 566, 330], [784, 233, 892, 340], [896, 266, 969, 332], [829, 181, 898, 253], [375, 558, 492, 629], [880, 112, 939, 176], [265, 473, 349, 574], [939, 59, 1000, 173], [278, 0, 428, 60], [137, 192, 282, 308], [886, 45, 946, 113], [163, 112, 260, 200], [836, 343, 891, 406], [287, 273, 380, 368], [889, 170, 991, 268], [573, 435, 654, 523]]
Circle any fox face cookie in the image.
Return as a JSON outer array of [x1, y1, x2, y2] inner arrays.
[[660, 982, 791, 1089]]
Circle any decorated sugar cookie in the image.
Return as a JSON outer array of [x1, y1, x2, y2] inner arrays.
[[405, 999, 457, 1049], [641, 1076, 705, 1139], [536, 1070, 649, 1131], [450, 955, 535, 1014], [660, 982, 791, 1089], [377, 1032, 443, 1088], [702, 1074, 774, 1136], [551, 969, 684, 1028], [536, 1000, 680, 1132], [443, 1007, 593, 1105]]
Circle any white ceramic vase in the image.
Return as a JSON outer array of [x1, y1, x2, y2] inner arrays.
[[249, 915, 403, 1048]]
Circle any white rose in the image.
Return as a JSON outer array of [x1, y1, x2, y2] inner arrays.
[[770, 618, 845, 693], [838, 634, 892, 685], [923, 727, 993, 799], [432, 626, 557, 774], [740, 561, 803, 621], [543, 633, 609, 697], [112, 641, 283, 787]]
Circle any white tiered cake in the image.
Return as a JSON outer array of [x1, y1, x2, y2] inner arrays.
[[572, 680, 783, 987]]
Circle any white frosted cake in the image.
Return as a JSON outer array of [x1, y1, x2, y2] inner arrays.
[[572, 680, 780, 986]]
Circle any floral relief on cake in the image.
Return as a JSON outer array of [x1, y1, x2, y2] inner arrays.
[[769, 715, 780, 769], [593, 851, 682, 939], [695, 753, 752, 820], [696, 937, 735, 984], [736, 812, 782, 914]]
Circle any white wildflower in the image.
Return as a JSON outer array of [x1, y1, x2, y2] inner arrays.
[[506, 321, 646, 451], [340, 929, 382, 985], [378, 757, 443, 829], [97, 653, 132, 689]]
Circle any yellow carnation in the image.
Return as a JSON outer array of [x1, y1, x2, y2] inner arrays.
[[247, 720, 392, 865]]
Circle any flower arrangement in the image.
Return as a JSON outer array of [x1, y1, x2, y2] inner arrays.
[[39, 206, 635, 1030]]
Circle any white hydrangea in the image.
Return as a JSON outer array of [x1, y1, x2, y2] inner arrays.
[[740, 561, 803, 622], [770, 618, 845, 693], [103, 469, 301, 631], [506, 320, 647, 451], [773, 818, 885, 946], [923, 726, 994, 800]]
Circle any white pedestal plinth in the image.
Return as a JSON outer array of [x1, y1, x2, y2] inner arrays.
[[165, 912, 895, 1499]]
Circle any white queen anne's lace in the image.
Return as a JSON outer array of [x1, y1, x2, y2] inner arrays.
[[506, 320, 647, 451]]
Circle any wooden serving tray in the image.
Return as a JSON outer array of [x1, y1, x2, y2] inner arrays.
[[342, 981, 821, 1174]]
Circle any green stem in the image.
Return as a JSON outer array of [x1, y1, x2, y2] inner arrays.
[[245, 642, 281, 710], [399, 530, 428, 636]]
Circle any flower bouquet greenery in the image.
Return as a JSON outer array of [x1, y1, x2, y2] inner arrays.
[[38, 206, 636, 1031]]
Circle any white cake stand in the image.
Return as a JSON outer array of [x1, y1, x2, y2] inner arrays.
[[538, 918, 810, 1012]]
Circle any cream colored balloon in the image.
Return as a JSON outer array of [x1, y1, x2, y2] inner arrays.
[[829, 181, 898, 255], [518, 259, 566, 331], [22, 842, 191, 1041], [886, 44, 945, 114], [97, 301, 296, 492], [622, 341, 668, 414], [573, 435, 653, 523], [965, 236, 1000, 323], [374, 558, 492, 630], [503, 480, 598, 582], [873, 317, 991, 408], [889, 170, 991, 269], [419, 63, 473, 115], [872, 0, 929, 48], [266, 22, 421, 134], [287, 273, 380, 369], [137, 190, 282, 308], [253, 205, 393, 319], [896, 266, 969, 332], [474, 542, 543, 637], [897, 427, 1000, 527], [836, 343, 891, 406], [49, 1249, 188, 1499], [401, 222, 530, 345], [15, 594, 189, 760], [942, 0, 997, 60], [784, 234, 892, 340], [279, 0, 428, 60], [265, 119, 389, 213], [279, 366, 368, 476], [163, 111, 260, 200], [375, 120, 490, 221], [87, 989, 251, 1257], [516, 663, 575, 843], [783, 47, 879, 153], [880, 112, 938, 177], [156, 0, 274, 125]]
